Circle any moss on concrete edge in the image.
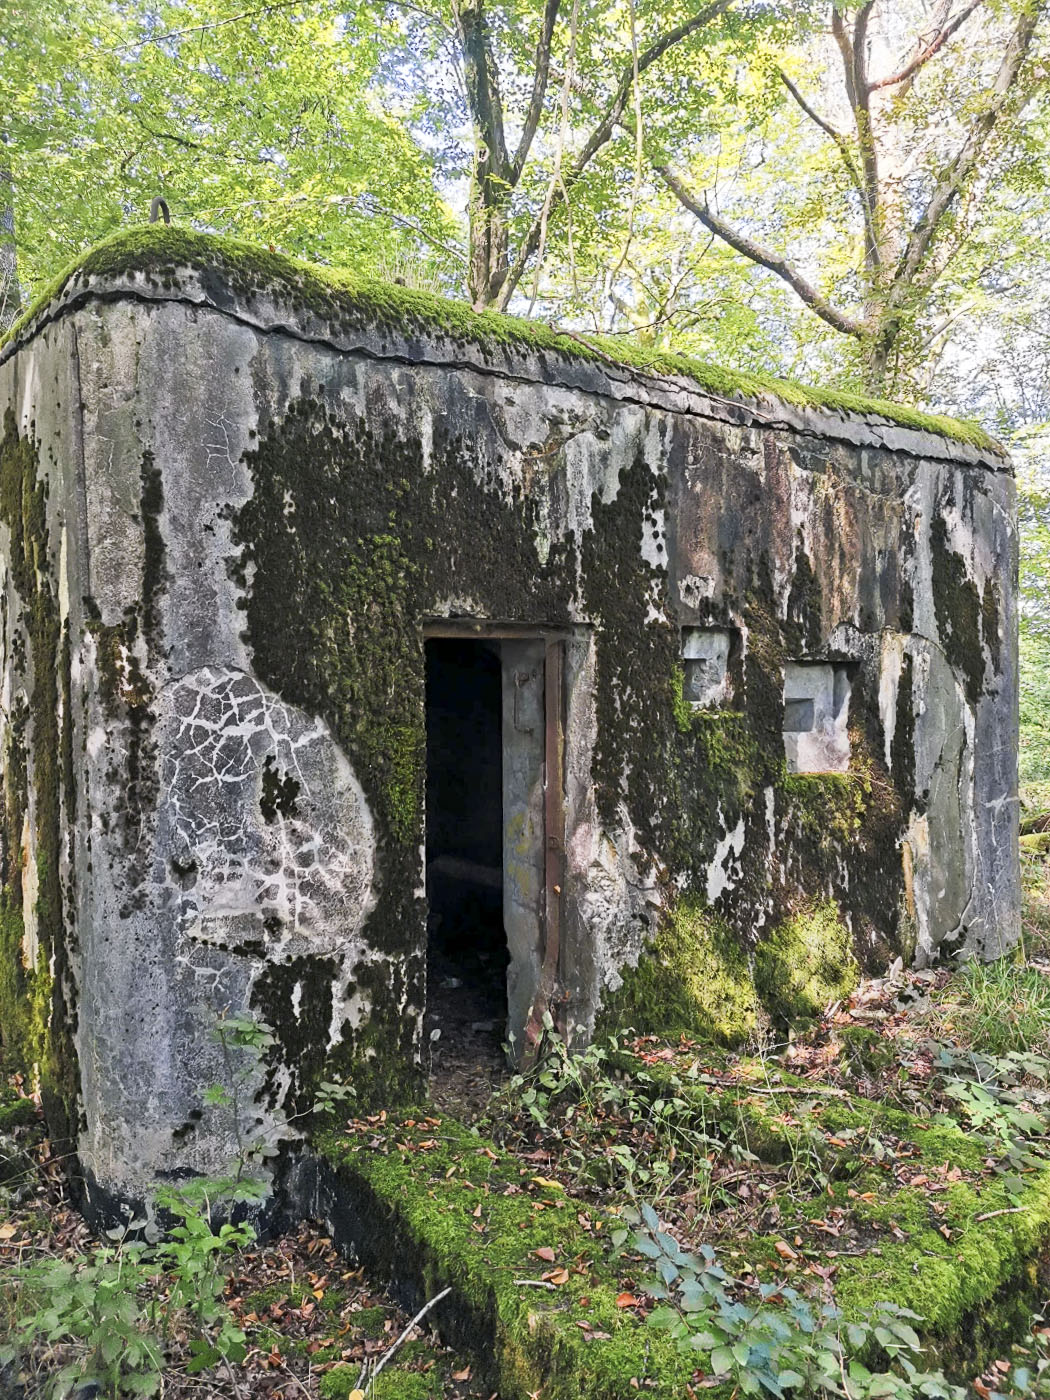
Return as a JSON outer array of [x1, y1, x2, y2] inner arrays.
[[610, 1043, 1050, 1370], [2, 226, 996, 453], [309, 1114, 700, 1400]]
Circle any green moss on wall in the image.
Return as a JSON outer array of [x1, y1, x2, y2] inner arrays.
[[2, 227, 998, 452], [228, 387, 913, 1076], [754, 900, 859, 1027], [231, 394, 576, 1105], [0, 895, 30, 1070], [930, 514, 985, 708], [0, 411, 78, 1148], [599, 898, 758, 1045]]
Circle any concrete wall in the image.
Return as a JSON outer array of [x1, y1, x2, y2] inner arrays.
[[0, 242, 1018, 1214]]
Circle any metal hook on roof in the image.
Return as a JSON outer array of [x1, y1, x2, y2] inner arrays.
[[149, 196, 171, 226]]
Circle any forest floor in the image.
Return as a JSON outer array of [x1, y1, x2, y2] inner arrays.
[[2, 854, 1049, 1400]]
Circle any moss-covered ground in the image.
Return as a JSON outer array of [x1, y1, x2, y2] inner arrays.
[[3, 881, 1047, 1399], [295, 866, 1050, 1398], [0, 225, 998, 452], [307, 1018, 1050, 1396]]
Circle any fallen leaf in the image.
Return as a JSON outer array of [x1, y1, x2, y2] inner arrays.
[[615, 1293, 639, 1308], [543, 1267, 570, 1286], [452, 1366, 472, 1381], [0, 1224, 18, 1240], [774, 1240, 798, 1260], [530, 1176, 563, 1191], [533, 1246, 556, 1263]]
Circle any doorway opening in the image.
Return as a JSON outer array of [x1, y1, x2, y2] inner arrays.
[[424, 637, 510, 1085], [422, 626, 559, 1101]]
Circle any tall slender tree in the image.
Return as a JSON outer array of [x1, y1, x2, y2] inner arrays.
[[452, 0, 737, 309], [653, 0, 1048, 391]]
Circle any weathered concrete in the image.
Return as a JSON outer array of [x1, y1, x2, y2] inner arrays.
[[0, 232, 1019, 1213]]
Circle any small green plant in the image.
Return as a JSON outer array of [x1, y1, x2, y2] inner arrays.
[[152, 1177, 260, 1374], [992, 1307, 1050, 1398], [632, 1205, 969, 1398], [209, 1009, 356, 1171], [2, 1176, 262, 1398], [2, 1244, 163, 1398], [925, 1041, 1050, 1165], [491, 1020, 746, 1209]]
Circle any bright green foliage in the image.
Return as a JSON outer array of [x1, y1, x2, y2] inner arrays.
[[922, 959, 1050, 1059], [1018, 465, 1050, 815], [636, 1207, 967, 1400], [3, 1178, 260, 1397], [604, 1037, 1050, 1374], [0, 1087, 35, 1132], [754, 901, 859, 1028], [0, 0, 459, 307]]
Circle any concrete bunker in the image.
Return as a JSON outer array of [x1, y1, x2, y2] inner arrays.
[[0, 228, 1020, 1220]]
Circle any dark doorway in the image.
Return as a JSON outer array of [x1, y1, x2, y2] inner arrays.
[[424, 638, 509, 1082]]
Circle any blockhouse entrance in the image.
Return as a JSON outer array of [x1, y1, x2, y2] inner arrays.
[[423, 626, 564, 1067]]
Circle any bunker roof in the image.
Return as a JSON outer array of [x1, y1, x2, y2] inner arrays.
[[1, 226, 1005, 467]]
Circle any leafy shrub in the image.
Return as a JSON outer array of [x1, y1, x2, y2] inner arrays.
[[2, 1177, 262, 1398], [634, 1205, 967, 1398]]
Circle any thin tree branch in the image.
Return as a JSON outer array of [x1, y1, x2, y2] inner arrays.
[[361, 1288, 452, 1395], [655, 163, 869, 339], [831, 4, 881, 273], [107, 0, 303, 51], [510, 0, 562, 182], [777, 67, 881, 273], [870, 1, 983, 91], [497, 0, 735, 307], [895, 0, 1044, 294], [776, 69, 867, 199]]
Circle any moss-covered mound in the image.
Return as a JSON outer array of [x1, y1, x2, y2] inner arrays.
[[754, 900, 860, 1028], [2, 226, 997, 451], [311, 1115, 698, 1400], [308, 1082, 1050, 1395], [600, 899, 759, 1045]]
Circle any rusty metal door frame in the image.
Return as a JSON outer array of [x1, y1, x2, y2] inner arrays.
[[523, 635, 566, 1055], [422, 620, 566, 1053]]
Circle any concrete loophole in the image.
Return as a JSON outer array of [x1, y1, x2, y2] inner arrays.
[[682, 627, 733, 709], [783, 662, 852, 773]]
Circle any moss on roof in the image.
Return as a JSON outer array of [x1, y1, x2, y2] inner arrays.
[[3, 225, 995, 452]]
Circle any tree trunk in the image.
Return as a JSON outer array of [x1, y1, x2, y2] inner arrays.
[[467, 174, 510, 310], [457, 0, 513, 310], [863, 321, 897, 395], [0, 135, 20, 331]]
